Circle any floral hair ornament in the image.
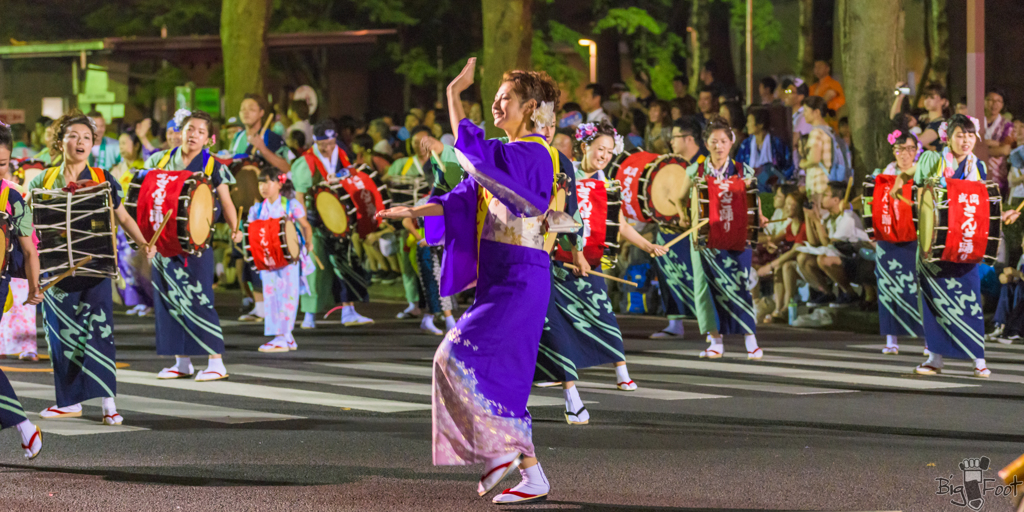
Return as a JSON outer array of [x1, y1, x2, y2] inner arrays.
[[531, 101, 556, 129], [939, 116, 982, 142], [574, 123, 599, 142], [612, 133, 625, 155], [277, 172, 288, 185], [887, 129, 902, 145], [172, 109, 191, 131]]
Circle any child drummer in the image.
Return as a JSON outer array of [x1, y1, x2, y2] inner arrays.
[[234, 168, 314, 352]]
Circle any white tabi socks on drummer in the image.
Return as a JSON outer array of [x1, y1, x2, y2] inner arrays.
[[341, 306, 373, 326], [39, 403, 82, 419], [915, 353, 943, 375], [195, 357, 229, 382], [882, 335, 899, 355], [101, 397, 123, 425], [301, 312, 316, 329], [745, 334, 763, 360], [444, 315, 458, 332], [614, 364, 637, 390], [650, 319, 683, 339], [17, 420, 41, 459], [158, 357, 194, 379], [974, 358, 991, 378], [563, 385, 588, 425], [420, 315, 442, 335], [492, 463, 550, 504], [699, 336, 724, 359]]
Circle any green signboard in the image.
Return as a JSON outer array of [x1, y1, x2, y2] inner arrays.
[[194, 87, 221, 117]]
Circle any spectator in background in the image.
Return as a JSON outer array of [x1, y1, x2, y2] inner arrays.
[[367, 118, 393, 156], [220, 117, 241, 154], [718, 101, 745, 144], [626, 109, 646, 150], [697, 86, 718, 126], [633, 71, 656, 108], [738, 107, 793, 191], [9, 124, 32, 160], [351, 133, 391, 174], [916, 83, 951, 151], [644, 99, 672, 154], [581, 83, 611, 124], [699, 61, 723, 96], [955, 97, 969, 117], [838, 116, 854, 167], [31, 116, 52, 153], [336, 116, 358, 161], [801, 96, 852, 202], [809, 60, 846, 113], [468, 103, 485, 130], [893, 112, 920, 136], [669, 116, 704, 164], [669, 96, 697, 121], [553, 129, 574, 160], [286, 99, 313, 151], [559, 102, 584, 130], [286, 130, 307, 157], [1004, 117, 1024, 267], [983, 88, 1014, 193], [782, 78, 812, 139], [87, 111, 121, 170], [799, 181, 872, 308], [759, 77, 779, 105], [672, 75, 688, 99]]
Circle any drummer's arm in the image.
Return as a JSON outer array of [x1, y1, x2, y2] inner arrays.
[[17, 235, 41, 304], [296, 214, 314, 249], [217, 184, 240, 232], [676, 174, 693, 228], [114, 204, 152, 253], [619, 211, 663, 255], [378, 202, 443, 219]]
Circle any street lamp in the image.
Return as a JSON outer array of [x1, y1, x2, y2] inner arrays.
[[578, 39, 597, 84]]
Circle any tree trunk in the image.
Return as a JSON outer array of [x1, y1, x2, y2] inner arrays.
[[221, 0, 271, 117], [925, 0, 949, 86], [688, 0, 710, 96], [797, 0, 814, 80], [481, 0, 532, 137], [838, 0, 905, 180]]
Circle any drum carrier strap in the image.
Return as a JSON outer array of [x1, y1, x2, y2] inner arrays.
[[156, 148, 215, 176], [41, 165, 106, 190]]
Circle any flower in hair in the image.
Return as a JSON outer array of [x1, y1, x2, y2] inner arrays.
[[575, 123, 599, 142], [531, 101, 556, 129], [613, 133, 625, 155], [277, 173, 288, 184], [938, 122, 948, 143], [172, 109, 191, 130], [887, 130, 902, 145]]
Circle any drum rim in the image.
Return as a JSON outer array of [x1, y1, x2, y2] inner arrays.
[[283, 220, 300, 259], [313, 186, 350, 237], [640, 159, 688, 223], [187, 180, 215, 249]]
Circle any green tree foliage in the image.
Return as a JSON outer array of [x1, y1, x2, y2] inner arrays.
[[531, 21, 587, 95], [594, 6, 686, 100], [713, 0, 782, 51]]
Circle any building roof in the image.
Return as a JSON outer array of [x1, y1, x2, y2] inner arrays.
[[0, 30, 396, 59]]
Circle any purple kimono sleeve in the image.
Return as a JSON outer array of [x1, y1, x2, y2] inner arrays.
[[426, 177, 480, 296], [454, 119, 552, 217]]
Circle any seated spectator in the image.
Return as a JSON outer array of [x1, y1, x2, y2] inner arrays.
[[798, 181, 872, 308], [990, 246, 1024, 343], [737, 107, 793, 191], [1004, 118, 1024, 266], [757, 188, 807, 323]]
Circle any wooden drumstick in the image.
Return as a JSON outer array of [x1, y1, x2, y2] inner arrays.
[[247, 112, 276, 156], [660, 219, 710, 253], [893, 192, 913, 206], [34, 255, 93, 300], [147, 212, 175, 250], [839, 176, 854, 210], [1014, 199, 1024, 213], [313, 253, 325, 270], [563, 263, 638, 287]]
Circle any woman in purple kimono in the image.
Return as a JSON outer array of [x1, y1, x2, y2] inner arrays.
[[378, 58, 557, 505]]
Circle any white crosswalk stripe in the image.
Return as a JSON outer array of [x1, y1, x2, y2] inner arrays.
[[583, 368, 857, 395]]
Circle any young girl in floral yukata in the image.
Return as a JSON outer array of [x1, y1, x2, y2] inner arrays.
[[235, 168, 314, 352], [378, 58, 559, 505]]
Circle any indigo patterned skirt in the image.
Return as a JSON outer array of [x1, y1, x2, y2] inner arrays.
[[653, 228, 695, 319], [921, 261, 984, 360], [875, 241, 923, 337], [534, 263, 625, 383], [43, 278, 117, 406], [0, 281, 28, 428], [152, 250, 225, 356], [691, 246, 756, 335], [432, 240, 549, 466], [417, 244, 456, 314]]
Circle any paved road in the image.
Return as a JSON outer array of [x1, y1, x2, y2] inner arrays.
[[0, 297, 1020, 511]]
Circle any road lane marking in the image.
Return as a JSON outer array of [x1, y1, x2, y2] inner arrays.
[[583, 368, 856, 395], [116, 370, 430, 413], [11, 381, 302, 425], [631, 353, 975, 390]]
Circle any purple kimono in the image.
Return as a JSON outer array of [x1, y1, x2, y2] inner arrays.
[[429, 119, 554, 465]]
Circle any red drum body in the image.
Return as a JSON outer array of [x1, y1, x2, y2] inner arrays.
[[693, 177, 759, 251], [127, 170, 214, 257], [916, 179, 1001, 264], [554, 179, 622, 268], [339, 169, 391, 237], [610, 151, 659, 223], [862, 175, 916, 243], [244, 218, 300, 271]]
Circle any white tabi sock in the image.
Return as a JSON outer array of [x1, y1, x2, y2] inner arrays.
[[16, 420, 36, 447], [403, 302, 417, 314], [665, 319, 683, 335], [744, 334, 759, 352], [975, 358, 987, 370], [922, 352, 943, 368], [304, 312, 315, 323], [174, 356, 192, 371], [420, 315, 442, 334], [614, 364, 631, 384], [207, 357, 227, 374], [253, 302, 265, 318], [516, 463, 550, 493], [563, 385, 584, 412], [444, 315, 457, 331], [886, 335, 898, 348], [707, 335, 723, 348], [101, 397, 117, 415]]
